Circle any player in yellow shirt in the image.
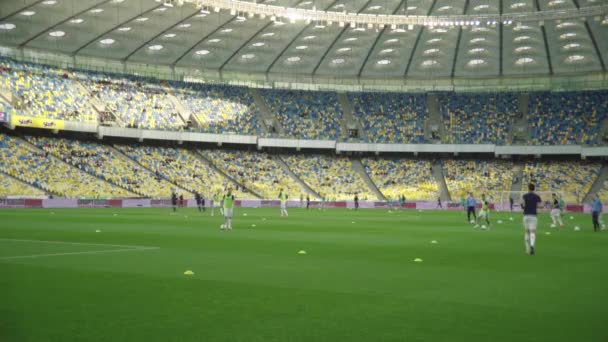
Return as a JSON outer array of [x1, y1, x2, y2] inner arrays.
[[475, 193, 491, 230]]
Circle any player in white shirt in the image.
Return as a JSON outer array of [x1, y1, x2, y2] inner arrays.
[[550, 193, 564, 228]]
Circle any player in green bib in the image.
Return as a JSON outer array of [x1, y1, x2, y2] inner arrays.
[[212, 192, 223, 216], [279, 189, 289, 217], [221, 188, 235, 230], [475, 194, 491, 229]]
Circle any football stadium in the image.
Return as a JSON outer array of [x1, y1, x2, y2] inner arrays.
[[1, 0, 608, 341]]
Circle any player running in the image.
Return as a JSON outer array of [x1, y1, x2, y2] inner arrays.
[[522, 183, 541, 255], [171, 191, 178, 212], [212, 191, 223, 217], [221, 188, 235, 231], [550, 193, 564, 228], [475, 194, 490, 229], [591, 193, 603, 232], [354, 193, 359, 210], [279, 188, 289, 217], [195, 192, 203, 212], [466, 192, 477, 223]]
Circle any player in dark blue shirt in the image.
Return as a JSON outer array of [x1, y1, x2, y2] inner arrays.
[[522, 183, 542, 255]]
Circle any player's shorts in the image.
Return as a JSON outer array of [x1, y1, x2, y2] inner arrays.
[[214, 202, 221, 208], [550, 208, 561, 217], [523, 215, 538, 232], [280, 202, 287, 210], [223, 208, 233, 218], [478, 210, 489, 218]]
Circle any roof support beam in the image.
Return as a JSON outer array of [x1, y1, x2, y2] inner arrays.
[[357, 0, 408, 77], [171, 15, 235, 66], [404, 0, 438, 76], [122, 9, 199, 62], [18, 0, 113, 48], [265, 0, 342, 74], [72, 3, 165, 56], [0, 0, 63, 22], [312, 0, 374, 76], [219, 0, 312, 72]]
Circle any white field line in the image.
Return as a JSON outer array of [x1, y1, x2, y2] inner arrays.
[[0, 238, 158, 249], [0, 238, 160, 260]]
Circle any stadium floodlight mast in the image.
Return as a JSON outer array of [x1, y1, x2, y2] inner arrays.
[[181, 0, 608, 28]]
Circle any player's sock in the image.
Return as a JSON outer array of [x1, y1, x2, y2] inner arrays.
[[524, 235, 530, 254], [530, 232, 536, 249]]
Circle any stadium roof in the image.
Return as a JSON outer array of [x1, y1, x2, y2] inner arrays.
[[0, 0, 607, 81]]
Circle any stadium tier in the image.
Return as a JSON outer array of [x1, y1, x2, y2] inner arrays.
[[440, 93, 519, 144], [443, 160, 515, 201], [1, 58, 607, 146], [522, 161, 601, 203], [0, 134, 131, 198], [281, 154, 375, 201], [362, 158, 438, 200], [173, 83, 260, 135], [0, 172, 46, 197], [348, 92, 427, 143], [85, 75, 182, 130], [201, 150, 307, 200], [25, 135, 173, 198], [0, 60, 97, 122], [116, 144, 247, 198], [528, 91, 608, 145], [261, 90, 342, 140]]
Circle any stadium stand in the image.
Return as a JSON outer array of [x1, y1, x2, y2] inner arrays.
[[522, 160, 600, 203], [0, 59, 97, 122], [439, 93, 519, 144], [362, 158, 439, 200], [528, 91, 608, 145], [25, 135, 173, 198], [262, 90, 342, 140], [85, 74, 182, 130], [0, 172, 46, 197], [0, 133, 131, 198], [282, 154, 374, 200], [202, 149, 306, 200], [116, 144, 248, 198], [173, 83, 260, 135], [348, 92, 427, 143], [443, 159, 515, 201]]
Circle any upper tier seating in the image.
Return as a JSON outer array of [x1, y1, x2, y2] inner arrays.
[[439, 93, 518, 144], [348, 92, 427, 143], [262, 90, 342, 140], [173, 83, 260, 135]]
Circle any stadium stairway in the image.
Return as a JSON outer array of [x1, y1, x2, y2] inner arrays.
[[108, 145, 191, 196], [584, 163, 608, 202], [194, 151, 263, 199], [426, 94, 443, 142], [272, 155, 320, 199], [510, 164, 524, 193], [161, 82, 197, 128], [337, 93, 366, 141], [433, 160, 451, 201], [351, 158, 386, 201], [250, 89, 285, 136], [512, 94, 530, 144]]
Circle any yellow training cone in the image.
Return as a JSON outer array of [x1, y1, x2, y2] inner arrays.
[[184, 270, 194, 275], [298, 250, 307, 255]]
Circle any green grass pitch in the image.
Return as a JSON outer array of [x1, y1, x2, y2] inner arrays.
[[1, 208, 607, 342]]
